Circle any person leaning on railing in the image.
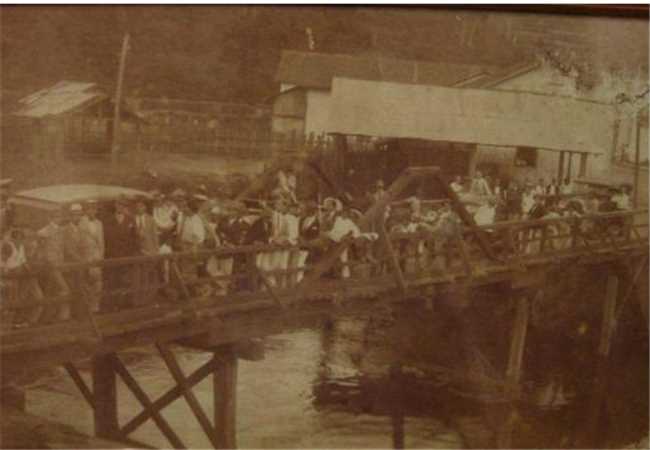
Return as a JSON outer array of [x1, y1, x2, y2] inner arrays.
[[79, 201, 104, 313], [103, 199, 138, 311], [205, 205, 234, 296], [36, 209, 72, 321], [176, 199, 207, 295], [525, 194, 547, 254], [0, 228, 45, 328], [134, 197, 162, 305], [63, 203, 98, 319]]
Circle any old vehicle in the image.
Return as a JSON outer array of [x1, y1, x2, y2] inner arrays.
[[8, 184, 152, 228]]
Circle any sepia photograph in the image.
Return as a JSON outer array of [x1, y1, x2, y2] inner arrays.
[[0, 4, 648, 449]]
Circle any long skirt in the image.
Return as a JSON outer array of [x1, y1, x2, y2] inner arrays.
[[206, 255, 234, 296], [257, 250, 289, 288], [288, 249, 309, 285]]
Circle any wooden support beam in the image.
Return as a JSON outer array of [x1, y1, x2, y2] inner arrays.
[[157, 343, 221, 449], [110, 354, 186, 449], [633, 113, 642, 208], [63, 362, 95, 410], [579, 153, 588, 178], [598, 275, 619, 357], [505, 296, 529, 396], [566, 152, 573, 180], [121, 357, 217, 436], [296, 239, 351, 291], [389, 364, 405, 450], [557, 151, 565, 182], [92, 354, 119, 439], [212, 349, 238, 449], [576, 274, 619, 448], [498, 294, 530, 449], [433, 171, 498, 261]]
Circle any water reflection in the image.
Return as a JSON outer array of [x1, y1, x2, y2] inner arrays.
[[25, 284, 648, 449]]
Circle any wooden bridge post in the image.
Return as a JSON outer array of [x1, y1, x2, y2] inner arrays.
[[575, 273, 619, 448], [92, 354, 119, 439], [213, 348, 238, 449], [557, 151, 565, 181], [497, 294, 530, 449], [389, 363, 405, 450], [505, 296, 529, 394]]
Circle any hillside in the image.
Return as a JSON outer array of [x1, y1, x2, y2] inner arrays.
[[1, 6, 647, 104]]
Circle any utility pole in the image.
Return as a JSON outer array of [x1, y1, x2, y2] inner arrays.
[[633, 111, 642, 208], [111, 33, 130, 167]]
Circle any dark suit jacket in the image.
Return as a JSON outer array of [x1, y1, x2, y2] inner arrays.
[[244, 216, 271, 245], [104, 214, 138, 259], [300, 215, 321, 241]]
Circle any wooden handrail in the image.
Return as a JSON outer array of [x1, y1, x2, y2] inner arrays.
[[3, 208, 646, 281]]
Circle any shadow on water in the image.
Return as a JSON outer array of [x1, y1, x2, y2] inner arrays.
[[22, 268, 648, 448], [312, 269, 649, 449]]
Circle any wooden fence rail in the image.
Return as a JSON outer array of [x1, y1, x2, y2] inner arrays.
[[1, 209, 647, 326]]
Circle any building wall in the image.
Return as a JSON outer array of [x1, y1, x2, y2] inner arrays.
[[271, 88, 307, 135], [272, 88, 306, 118], [493, 64, 648, 182], [271, 116, 304, 136], [474, 144, 582, 185], [304, 89, 332, 136]]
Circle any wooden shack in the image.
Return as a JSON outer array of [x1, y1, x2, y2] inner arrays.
[[12, 81, 143, 161]]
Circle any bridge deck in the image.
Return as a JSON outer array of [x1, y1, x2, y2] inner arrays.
[[1, 206, 647, 376]]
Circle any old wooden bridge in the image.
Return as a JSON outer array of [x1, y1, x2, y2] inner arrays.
[[1, 167, 648, 449]]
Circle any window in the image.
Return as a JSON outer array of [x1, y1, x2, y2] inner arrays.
[[515, 146, 537, 168]]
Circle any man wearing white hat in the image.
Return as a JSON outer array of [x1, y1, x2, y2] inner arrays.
[[63, 203, 96, 318], [80, 201, 104, 312]]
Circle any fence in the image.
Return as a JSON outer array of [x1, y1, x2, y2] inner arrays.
[[1, 208, 647, 341]]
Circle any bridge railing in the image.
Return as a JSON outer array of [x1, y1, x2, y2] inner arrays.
[[1, 209, 647, 335]]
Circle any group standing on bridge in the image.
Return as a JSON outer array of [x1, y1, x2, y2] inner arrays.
[[0, 168, 636, 329]]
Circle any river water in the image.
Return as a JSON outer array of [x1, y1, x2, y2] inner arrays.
[[23, 282, 649, 449]]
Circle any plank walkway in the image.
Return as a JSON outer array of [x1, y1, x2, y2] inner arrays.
[[1, 209, 647, 376], [1, 166, 648, 378]]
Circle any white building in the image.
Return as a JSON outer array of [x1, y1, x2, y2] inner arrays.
[[271, 50, 536, 137]]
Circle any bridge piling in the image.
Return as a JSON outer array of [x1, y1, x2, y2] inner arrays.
[[92, 354, 119, 440], [212, 347, 238, 449], [496, 293, 530, 448], [575, 273, 619, 448]]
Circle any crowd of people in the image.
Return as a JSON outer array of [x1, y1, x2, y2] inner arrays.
[[0, 167, 635, 329], [456, 171, 634, 254], [455, 170, 632, 224]]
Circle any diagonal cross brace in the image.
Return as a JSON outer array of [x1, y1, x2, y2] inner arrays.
[[63, 362, 95, 410], [121, 356, 218, 436], [157, 343, 221, 449], [110, 353, 186, 449]]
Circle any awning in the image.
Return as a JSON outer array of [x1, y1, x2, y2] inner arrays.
[[327, 77, 614, 154], [9, 184, 152, 209]]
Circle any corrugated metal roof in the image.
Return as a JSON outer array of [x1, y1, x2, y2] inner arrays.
[[275, 50, 535, 90], [327, 77, 612, 154], [14, 81, 107, 118]]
